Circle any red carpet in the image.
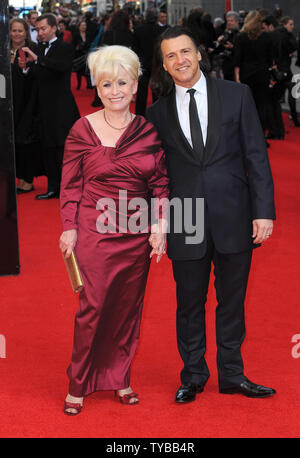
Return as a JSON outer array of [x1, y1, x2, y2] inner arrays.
[[0, 76, 299, 438]]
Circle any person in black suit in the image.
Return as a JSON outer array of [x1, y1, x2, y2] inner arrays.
[[276, 17, 299, 126], [22, 13, 80, 199], [186, 8, 215, 51], [134, 8, 161, 115], [147, 26, 276, 403], [28, 10, 38, 43], [157, 10, 169, 34], [262, 15, 285, 139]]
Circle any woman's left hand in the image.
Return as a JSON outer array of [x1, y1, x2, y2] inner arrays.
[[18, 56, 27, 70], [149, 232, 166, 263]]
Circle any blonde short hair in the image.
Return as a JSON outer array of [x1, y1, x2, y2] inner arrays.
[[87, 45, 142, 86]]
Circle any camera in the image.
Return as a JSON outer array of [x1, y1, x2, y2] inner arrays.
[[219, 30, 233, 46], [269, 67, 288, 83]]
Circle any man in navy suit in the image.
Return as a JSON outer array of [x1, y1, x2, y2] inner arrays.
[[147, 26, 276, 402]]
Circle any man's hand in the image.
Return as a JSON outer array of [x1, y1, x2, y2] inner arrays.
[[21, 47, 38, 62], [252, 219, 273, 244], [59, 229, 77, 258]]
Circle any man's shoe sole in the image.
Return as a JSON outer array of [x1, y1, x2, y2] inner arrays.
[[219, 389, 275, 398]]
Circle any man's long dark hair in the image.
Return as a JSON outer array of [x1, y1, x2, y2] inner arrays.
[[150, 26, 211, 98]]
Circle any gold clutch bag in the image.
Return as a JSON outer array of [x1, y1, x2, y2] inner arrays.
[[63, 251, 84, 293]]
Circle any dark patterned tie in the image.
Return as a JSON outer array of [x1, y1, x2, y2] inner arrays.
[[187, 88, 204, 160]]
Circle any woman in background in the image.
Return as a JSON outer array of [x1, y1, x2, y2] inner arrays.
[[234, 10, 274, 136], [10, 18, 41, 193], [72, 20, 92, 90], [58, 19, 73, 44]]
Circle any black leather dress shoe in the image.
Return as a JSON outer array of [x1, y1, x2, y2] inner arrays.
[[266, 134, 284, 140], [175, 383, 204, 403], [219, 379, 276, 398], [35, 191, 59, 200]]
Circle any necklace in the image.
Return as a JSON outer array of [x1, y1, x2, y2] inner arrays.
[[103, 110, 133, 131], [11, 44, 24, 58]]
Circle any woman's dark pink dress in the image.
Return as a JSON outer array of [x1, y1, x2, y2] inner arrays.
[[60, 115, 169, 397]]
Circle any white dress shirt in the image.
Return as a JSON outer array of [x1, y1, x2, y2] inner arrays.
[[29, 26, 38, 43], [44, 37, 58, 55], [175, 73, 208, 147], [23, 37, 58, 75]]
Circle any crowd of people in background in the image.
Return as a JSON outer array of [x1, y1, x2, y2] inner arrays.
[[9, 5, 300, 195]]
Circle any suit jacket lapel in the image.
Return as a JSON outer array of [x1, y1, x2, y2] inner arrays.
[[45, 38, 59, 58], [37, 38, 59, 59], [203, 74, 221, 164], [167, 89, 203, 167]]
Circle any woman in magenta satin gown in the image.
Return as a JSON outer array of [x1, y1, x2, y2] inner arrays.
[[59, 45, 169, 415]]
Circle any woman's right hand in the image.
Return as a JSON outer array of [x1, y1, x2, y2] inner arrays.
[[18, 56, 27, 70], [59, 229, 77, 258], [149, 219, 168, 263]]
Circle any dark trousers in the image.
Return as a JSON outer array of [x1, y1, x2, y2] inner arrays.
[[172, 233, 252, 389], [15, 143, 36, 183], [222, 59, 235, 81], [91, 87, 102, 106], [247, 82, 272, 132], [135, 70, 157, 116], [285, 80, 299, 125], [76, 70, 92, 90], [42, 145, 64, 192], [267, 83, 285, 137], [272, 79, 299, 127]]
